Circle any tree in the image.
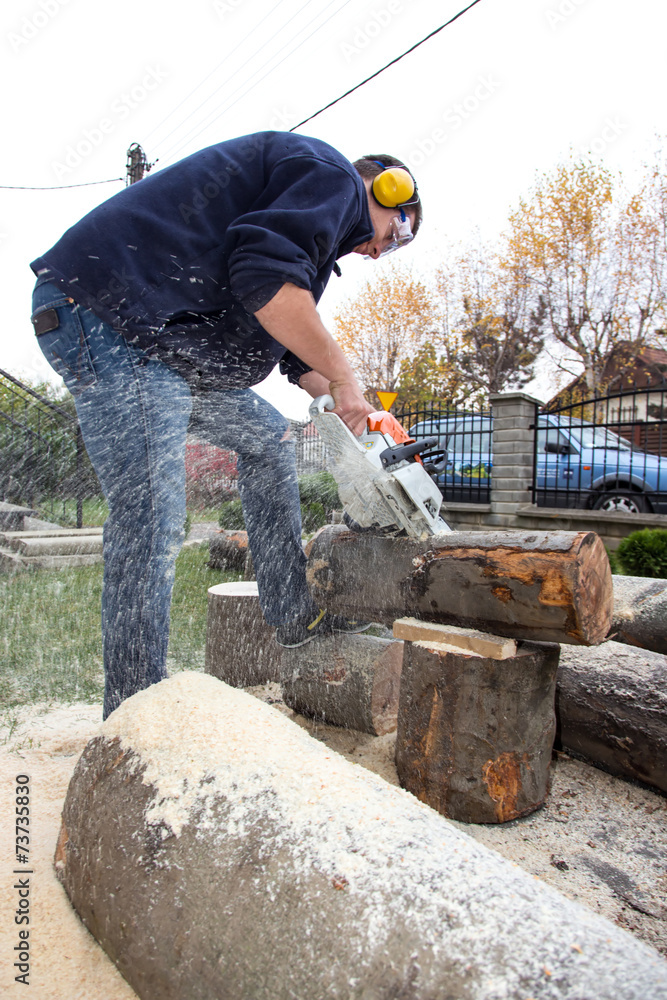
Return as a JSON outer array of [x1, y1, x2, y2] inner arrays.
[[434, 241, 546, 399], [503, 158, 666, 394], [333, 263, 439, 404]]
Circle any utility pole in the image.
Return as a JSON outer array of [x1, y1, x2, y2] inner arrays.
[[125, 143, 150, 185]]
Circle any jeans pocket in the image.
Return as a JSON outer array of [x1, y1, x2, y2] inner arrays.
[[32, 301, 97, 397]]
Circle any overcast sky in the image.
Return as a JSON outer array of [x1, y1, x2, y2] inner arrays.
[[2, 0, 665, 418]]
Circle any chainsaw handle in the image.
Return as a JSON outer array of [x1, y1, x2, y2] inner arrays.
[[308, 394, 336, 418], [380, 436, 440, 469]]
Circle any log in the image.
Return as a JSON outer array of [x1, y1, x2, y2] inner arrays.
[[609, 575, 667, 655], [556, 640, 667, 793], [205, 581, 280, 686], [280, 631, 403, 735], [56, 672, 667, 1000], [395, 639, 561, 823], [207, 529, 253, 577], [307, 525, 612, 645]]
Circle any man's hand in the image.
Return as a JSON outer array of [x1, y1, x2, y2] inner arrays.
[[255, 283, 373, 435]]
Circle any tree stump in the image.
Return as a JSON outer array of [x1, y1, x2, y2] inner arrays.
[[205, 581, 280, 686], [395, 637, 561, 823], [280, 631, 403, 735], [55, 672, 667, 1000], [207, 529, 253, 577], [307, 525, 612, 645]]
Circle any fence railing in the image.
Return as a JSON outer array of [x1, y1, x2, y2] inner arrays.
[[0, 368, 89, 527], [533, 384, 667, 514]]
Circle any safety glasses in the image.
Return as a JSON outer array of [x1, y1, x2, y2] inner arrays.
[[377, 211, 414, 258]]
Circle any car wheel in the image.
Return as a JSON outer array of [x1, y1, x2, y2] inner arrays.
[[591, 491, 650, 514]]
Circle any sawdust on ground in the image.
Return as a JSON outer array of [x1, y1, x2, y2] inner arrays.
[[0, 680, 665, 1000]]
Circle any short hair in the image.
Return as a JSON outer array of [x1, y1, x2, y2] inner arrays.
[[353, 154, 423, 235]]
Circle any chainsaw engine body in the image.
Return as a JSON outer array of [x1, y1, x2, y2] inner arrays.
[[309, 395, 451, 537]]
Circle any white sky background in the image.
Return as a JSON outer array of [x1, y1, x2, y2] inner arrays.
[[1, 0, 665, 419]]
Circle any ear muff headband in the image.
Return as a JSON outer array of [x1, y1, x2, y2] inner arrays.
[[372, 166, 416, 208]]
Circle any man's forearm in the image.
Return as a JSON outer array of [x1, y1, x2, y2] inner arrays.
[[255, 282, 374, 434]]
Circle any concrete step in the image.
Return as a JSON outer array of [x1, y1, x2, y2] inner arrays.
[[0, 528, 103, 555], [0, 547, 103, 572]]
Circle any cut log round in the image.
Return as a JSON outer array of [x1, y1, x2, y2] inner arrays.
[[280, 631, 403, 735], [556, 640, 667, 794], [609, 575, 667, 655], [56, 673, 667, 1000], [205, 581, 280, 686], [307, 525, 613, 645], [207, 529, 253, 576], [395, 640, 560, 823]]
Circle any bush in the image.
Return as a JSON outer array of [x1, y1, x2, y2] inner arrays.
[[616, 528, 667, 579], [297, 471, 340, 517], [217, 472, 340, 534], [218, 498, 246, 530]]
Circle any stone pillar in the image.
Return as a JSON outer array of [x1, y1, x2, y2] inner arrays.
[[488, 390, 543, 527]]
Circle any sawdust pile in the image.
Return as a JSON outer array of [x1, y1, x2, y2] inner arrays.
[[0, 682, 665, 999]]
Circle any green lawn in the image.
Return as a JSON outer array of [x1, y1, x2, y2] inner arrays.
[[0, 545, 241, 715]]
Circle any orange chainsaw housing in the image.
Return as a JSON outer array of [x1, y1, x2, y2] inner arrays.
[[366, 411, 424, 464]]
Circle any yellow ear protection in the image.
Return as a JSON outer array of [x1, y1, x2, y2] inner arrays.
[[371, 161, 416, 209]]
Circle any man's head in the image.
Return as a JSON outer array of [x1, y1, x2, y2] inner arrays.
[[352, 154, 422, 260]]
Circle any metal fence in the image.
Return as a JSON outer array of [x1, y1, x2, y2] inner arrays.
[[0, 368, 89, 527], [533, 383, 667, 514], [396, 400, 493, 504]]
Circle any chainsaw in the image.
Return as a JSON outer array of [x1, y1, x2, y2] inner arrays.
[[308, 395, 452, 537]]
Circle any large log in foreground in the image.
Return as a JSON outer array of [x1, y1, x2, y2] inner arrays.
[[56, 672, 667, 1000], [307, 526, 613, 645]]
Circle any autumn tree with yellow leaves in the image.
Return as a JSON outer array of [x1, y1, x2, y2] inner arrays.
[[333, 263, 453, 406], [502, 158, 666, 394]]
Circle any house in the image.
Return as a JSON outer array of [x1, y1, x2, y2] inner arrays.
[[546, 343, 667, 456]]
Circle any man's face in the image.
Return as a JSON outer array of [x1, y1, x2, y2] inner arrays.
[[353, 179, 416, 260]]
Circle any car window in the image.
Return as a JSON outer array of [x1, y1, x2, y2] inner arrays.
[[447, 431, 492, 454], [536, 428, 574, 454]]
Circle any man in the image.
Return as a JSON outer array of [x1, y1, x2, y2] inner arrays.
[[30, 131, 421, 718]]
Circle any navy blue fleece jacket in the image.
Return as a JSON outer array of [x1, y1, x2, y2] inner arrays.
[[30, 132, 373, 388]]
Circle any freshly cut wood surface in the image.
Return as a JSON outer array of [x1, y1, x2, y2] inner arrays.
[[393, 617, 517, 659], [307, 526, 613, 645]]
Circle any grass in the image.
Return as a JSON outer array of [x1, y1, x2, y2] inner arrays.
[[0, 545, 241, 715]]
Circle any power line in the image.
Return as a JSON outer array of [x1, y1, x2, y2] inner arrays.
[[157, 0, 351, 167], [144, 0, 297, 155], [289, 0, 485, 132], [0, 178, 123, 190]]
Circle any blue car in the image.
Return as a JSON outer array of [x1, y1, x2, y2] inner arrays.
[[410, 414, 667, 513]]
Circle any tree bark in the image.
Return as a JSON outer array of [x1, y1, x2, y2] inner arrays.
[[609, 575, 667, 655], [307, 525, 612, 645], [205, 581, 280, 686], [56, 672, 667, 1000], [556, 640, 667, 794], [396, 639, 560, 823], [280, 631, 403, 735]]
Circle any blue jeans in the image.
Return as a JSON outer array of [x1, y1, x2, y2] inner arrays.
[[32, 279, 313, 718]]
